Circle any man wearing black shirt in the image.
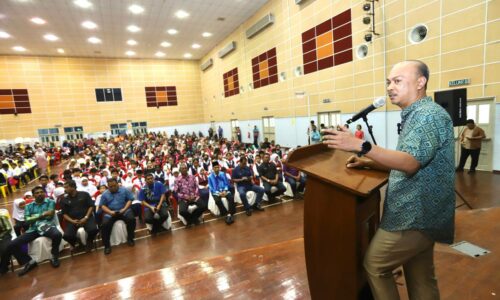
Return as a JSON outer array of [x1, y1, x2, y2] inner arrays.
[[61, 180, 98, 252], [258, 153, 286, 201], [232, 157, 265, 216]]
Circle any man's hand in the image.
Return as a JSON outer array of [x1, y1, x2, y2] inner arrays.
[[346, 155, 371, 169], [322, 128, 363, 153], [79, 216, 88, 224]]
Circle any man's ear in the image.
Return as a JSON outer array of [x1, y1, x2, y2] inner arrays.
[[417, 76, 427, 90]]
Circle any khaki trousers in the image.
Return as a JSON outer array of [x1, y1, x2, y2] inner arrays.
[[364, 228, 440, 300]]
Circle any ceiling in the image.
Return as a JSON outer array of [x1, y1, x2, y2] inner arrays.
[[0, 0, 269, 60]]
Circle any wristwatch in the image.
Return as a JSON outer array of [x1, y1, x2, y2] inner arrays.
[[357, 141, 372, 157]]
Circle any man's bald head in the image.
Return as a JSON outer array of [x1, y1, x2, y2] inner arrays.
[[393, 60, 429, 90]]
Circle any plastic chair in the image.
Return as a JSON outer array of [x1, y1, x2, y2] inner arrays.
[[28, 214, 66, 263]]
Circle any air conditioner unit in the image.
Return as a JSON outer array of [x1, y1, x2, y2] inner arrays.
[[246, 13, 275, 39], [200, 58, 213, 71], [218, 41, 236, 58]]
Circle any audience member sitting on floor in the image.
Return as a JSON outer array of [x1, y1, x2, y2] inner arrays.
[[138, 173, 169, 234], [208, 162, 236, 225], [1, 186, 62, 276], [99, 178, 136, 255], [175, 163, 206, 227], [258, 153, 286, 201], [231, 156, 265, 216], [61, 180, 99, 252]]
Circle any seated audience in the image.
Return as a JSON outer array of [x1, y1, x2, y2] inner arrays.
[[99, 178, 136, 255], [231, 156, 265, 216], [138, 174, 169, 234], [208, 162, 235, 225], [1, 186, 62, 276], [283, 164, 306, 197], [258, 153, 286, 201], [61, 180, 98, 252], [175, 163, 206, 227]]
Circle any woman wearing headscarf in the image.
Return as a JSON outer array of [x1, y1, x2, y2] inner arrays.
[[35, 147, 48, 175]]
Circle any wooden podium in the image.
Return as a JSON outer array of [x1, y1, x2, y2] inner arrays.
[[285, 143, 388, 299]]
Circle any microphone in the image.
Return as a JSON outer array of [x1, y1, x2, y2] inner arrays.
[[346, 97, 386, 124]]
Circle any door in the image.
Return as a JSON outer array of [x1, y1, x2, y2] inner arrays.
[[458, 98, 494, 171], [230, 119, 239, 141], [262, 116, 275, 142]]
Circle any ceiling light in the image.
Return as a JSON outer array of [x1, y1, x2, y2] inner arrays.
[[0, 31, 10, 39], [160, 41, 171, 47], [155, 51, 166, 57], [191, 43, 201, 49], [175, 10, 190, 19], [43, 33, 59, 41], [167, 29, 178, 35], [202, 32, 212, 38], [74, 0, 93, 9], [127, 25, 141, 33], [125, 50, 136, 56], [12, 46, 26, 52], [183, 53, 192, 58], [127, 39, 137, 46], [30, 17, 46, 25], [81, 20, 97, 29], [87, 37, 101, 44], [57, 48, 65, 54], [128, 4, 144, 14]]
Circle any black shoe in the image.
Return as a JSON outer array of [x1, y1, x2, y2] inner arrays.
[[245, 209, 253, 216], [253, 204, 264, 211], [50, 257, 60, 268], [85, 241, 94, 253], [18, 261, 37, 276], [225, 215, 234, 225], [468, 169, 476, 174], [455, 168, 464, 172], [127, 240, 135, 247], [104, 247, 112, 255], [193, 219, 201, 226]]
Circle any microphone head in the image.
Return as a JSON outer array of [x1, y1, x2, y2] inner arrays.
[[373, 97, 386, 108]]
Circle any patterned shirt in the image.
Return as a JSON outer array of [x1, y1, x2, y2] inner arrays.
[[24, 198, 57, 234], [174, 174, 199, 202], [381, 97, 455, 244]]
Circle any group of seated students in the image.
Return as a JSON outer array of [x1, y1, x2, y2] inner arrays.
[[0, 154, 38, 192], [0, 131, 307, 277]]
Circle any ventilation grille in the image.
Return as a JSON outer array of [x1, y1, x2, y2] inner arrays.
[[246, 13, 275, 39], [200, 58, 213, 71], [218, 41, 236, 58]]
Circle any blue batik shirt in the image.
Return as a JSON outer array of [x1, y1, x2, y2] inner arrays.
[[381, 97, 455, 244]]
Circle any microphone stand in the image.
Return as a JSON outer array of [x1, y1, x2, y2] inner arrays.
[[362, 115, 377, 145]]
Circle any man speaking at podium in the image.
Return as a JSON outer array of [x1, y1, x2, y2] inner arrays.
[[322, 60, 455, 300]]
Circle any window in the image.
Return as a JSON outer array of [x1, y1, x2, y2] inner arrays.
[[110, 123, 128, 135], [38, 128, 59, 143], [96, 88, 122, 102], [64, 126, 84, 141], [131, 121, 147, 135], [262, 116, 275, 142], [318, 111, 341, 128]]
